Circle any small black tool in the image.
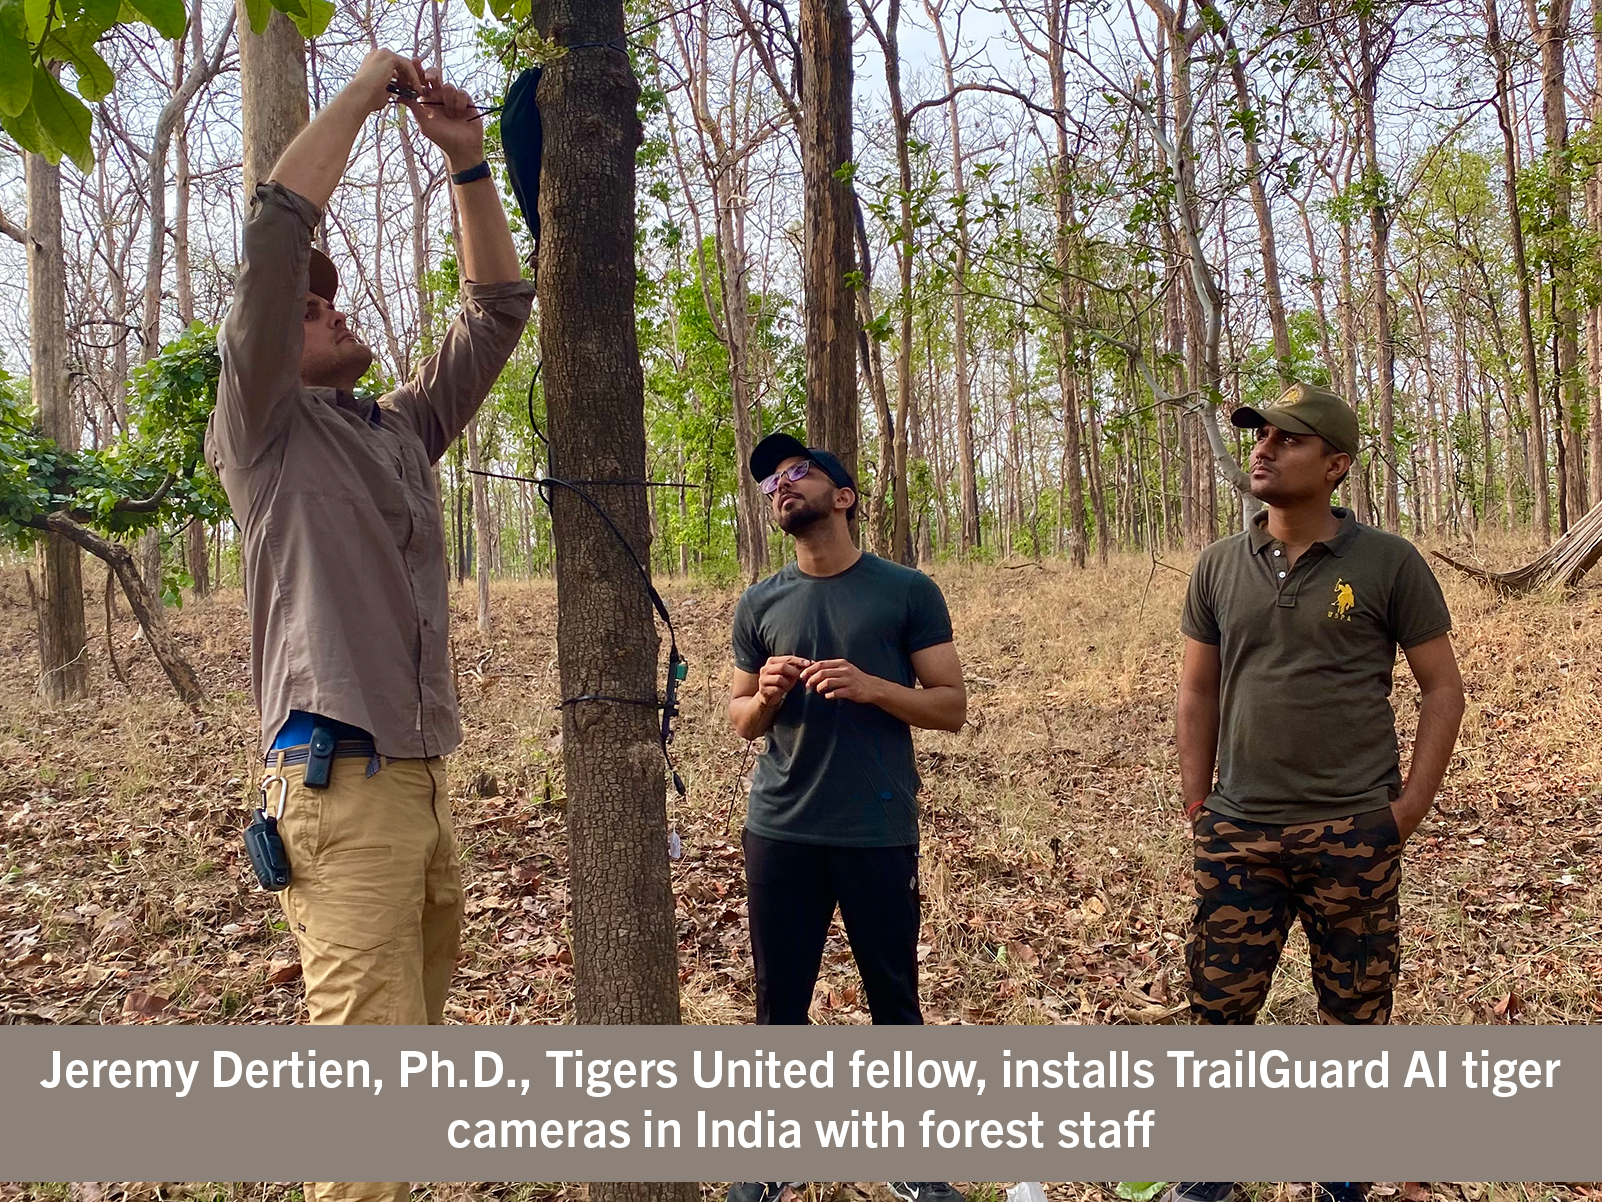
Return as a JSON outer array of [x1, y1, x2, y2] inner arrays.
[[245, 781, 292, 891], [302, 724, 336, 789]]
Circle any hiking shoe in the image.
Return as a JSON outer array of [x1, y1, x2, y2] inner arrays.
[[889, 1186, 969, 1202], [1315, 1185, 1369, 1202], [728, 1185, 805, 1202], [1160, 1186, 1236, 1202]]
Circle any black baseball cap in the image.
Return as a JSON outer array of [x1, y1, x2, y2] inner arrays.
[[749, 431, 857, 495]]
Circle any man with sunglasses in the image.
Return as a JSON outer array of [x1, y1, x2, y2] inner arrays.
[[726, 434, 968, 1202], [729, 431, 966, 1030]]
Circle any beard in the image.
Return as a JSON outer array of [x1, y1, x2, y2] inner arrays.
[[301, 337, 374, 390], [776, 491, 833, 535]]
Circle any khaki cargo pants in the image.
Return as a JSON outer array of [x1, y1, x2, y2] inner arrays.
[[265, 753, 463, 1202]]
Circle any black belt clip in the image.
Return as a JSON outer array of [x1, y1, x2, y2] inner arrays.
[[302, 723, 337, 789]]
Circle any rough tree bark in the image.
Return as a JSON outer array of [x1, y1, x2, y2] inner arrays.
[[1487, 0, 1551, 537], [27, 151, 90, 701], [924, 0, 982, 558], [237, 7, 310, 202], [536, 9, 695, 1157], [1357, 8, 1400, 528], [800, 0, 860, 485]]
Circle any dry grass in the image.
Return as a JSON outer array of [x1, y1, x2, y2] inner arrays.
[[0, 538, 1599, 1027]]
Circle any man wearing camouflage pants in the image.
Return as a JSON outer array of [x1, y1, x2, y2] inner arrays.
[[1165, 384, 1465, 1202]]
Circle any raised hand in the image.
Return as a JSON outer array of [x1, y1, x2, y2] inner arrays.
[[346, 49, 425, 115], [399, 63, 487, 171]]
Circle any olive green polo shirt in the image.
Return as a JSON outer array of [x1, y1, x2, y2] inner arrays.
[[1181, 507, 1453, 824]]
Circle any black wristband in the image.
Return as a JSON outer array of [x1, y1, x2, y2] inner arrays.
[[450, 160, 491, 186]]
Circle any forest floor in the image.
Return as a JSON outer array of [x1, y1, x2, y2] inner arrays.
[[0, 538, 1600, 1029]]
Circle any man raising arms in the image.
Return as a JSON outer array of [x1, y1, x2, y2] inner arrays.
[[207, 46, 530, 1051]]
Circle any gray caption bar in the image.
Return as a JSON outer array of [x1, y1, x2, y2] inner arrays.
[[2, 1026, 1599, 1179]]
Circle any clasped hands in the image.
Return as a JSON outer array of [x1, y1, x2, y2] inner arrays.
[[757, 655, 883, 708]]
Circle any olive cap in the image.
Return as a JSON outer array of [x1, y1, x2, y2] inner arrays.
[[1231, 382, 1360, 459]]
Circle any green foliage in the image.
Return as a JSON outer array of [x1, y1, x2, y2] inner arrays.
[[2, 0, 329, 174], [0, 323, 228, 549]]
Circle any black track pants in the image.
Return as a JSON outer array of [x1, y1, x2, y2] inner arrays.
[[742, 829, 923, 1025]]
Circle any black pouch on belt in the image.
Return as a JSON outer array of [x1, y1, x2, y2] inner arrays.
[[302, 723, 337, 789], [244, 809, 291, 891]]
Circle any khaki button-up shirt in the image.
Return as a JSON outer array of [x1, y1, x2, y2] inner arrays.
[[205, 183, 535, 757]]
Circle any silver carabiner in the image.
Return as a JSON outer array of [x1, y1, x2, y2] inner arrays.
[[258, 772, 288, 822]]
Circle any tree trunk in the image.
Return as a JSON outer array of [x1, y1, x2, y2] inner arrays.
[[27, 152, 89, 702], [851, 202, 895, 557], [39, 513, 204, 705], [800, 0, 860, 488], [1047, 2, 1087, 567], [862, 0, 915, 566], [1357, 9, 1399, 528], [468, 417, 492, 635], [237, 7, 309, 203], [716, 170, 769, 582], [535, 0, 692, 1090], [1487, 0, 1551, 536], [186, 521, 210, 598], [1201, 0, 1293, 384], [924, 1, 981, 558], [1527, 0, 1586, 524], [1592, 8, 1602, 507]]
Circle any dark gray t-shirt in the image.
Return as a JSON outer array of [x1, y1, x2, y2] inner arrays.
[[732, 553, 954, 847]]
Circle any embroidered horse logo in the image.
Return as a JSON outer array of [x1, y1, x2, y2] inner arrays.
[[1330, 578, 1355, 620]]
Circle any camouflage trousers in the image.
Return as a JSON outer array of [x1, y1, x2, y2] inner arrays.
[[1186, 805, 1403, 1025]]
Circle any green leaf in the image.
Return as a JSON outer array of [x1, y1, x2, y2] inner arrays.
[[281, 0, 331, 37], [243, 0, 270, 34], [30, 66, 93, 173], [124, 0, 184, 38], [1115, 1186, 1166, 1201], [44, 29, 116, 102], [0, 9, 32, 118], [81, 0, 122, 34], [1, 97, 53, 160], [462, 0, 483, 18], [22, 0, 47, 40]]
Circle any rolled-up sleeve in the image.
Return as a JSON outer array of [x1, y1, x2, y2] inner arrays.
[[384, 278, 537, 464], [208, 183, 322, 469]]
